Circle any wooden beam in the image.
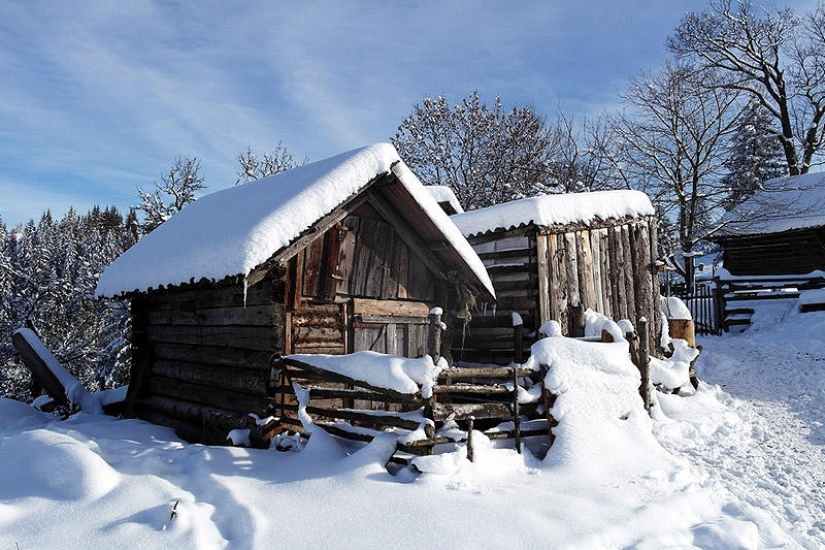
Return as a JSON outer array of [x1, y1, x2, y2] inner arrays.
[[352, 298, 430, 318]]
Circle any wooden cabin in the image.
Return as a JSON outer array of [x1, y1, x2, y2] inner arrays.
[[97, 144, 494, 444], [713, 173, 825, 276], [449, 190, 663, 364]]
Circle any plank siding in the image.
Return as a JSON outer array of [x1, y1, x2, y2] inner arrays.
[[458, 217, 663, 364]]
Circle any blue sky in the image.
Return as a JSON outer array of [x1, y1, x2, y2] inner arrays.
[[0, 1, 815, 225]]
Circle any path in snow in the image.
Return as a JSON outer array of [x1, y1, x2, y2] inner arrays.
[[658, 307, 825, 549]]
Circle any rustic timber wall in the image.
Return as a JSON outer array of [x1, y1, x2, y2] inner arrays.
[[131, 275, 282, 444], [458, 216, 662, 364], [718, 227, 825, 276], [288, 205, 439, 357]]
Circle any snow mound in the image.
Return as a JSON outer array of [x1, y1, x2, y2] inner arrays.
[[0, 428, 120, 501], [525, 337, 667, 476]]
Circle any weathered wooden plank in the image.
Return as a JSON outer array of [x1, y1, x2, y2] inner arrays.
[[548, 233, 567, 330], [145, 278, 275, 311], [563, 232, 584, 336], [147, 304, 275, 327], [283, 357, 423, 402], [352, 298, 430, 318], [577, 230, 597, 313], [140, 395, 248, 436], [366, 190, 447, 288], [301, 233, 326, 298], [432, 402, 511, 421], [536, 233, 552, 324], [307, 386, 411, 403], [11, 329, 75, 411], [438, 366, 534, 379], [633, 221, 655, 350], [336, 218, 358, 296], [599, 229, 613, 319], [304, 406, 421, 430], [151, 342, 272, 369], [590, 228, 604, 313], [608, 226, 628, 320], [407, 253, 434, 301], [364, 219, 388, 298], [397, 239, 410, 299], [147, 375, 271, 416], [621, 224, 638, 323], [384, 233, 401, 299], [146, 325, 274, 351], [151, 361, 270, 397], [432, 383, 512, 395]]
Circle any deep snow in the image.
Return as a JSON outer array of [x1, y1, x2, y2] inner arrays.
[[1, 303, 824, 549]]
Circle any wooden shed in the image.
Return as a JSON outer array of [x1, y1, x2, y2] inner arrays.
[[97, 144, 494, 444], [713, 173, 825, 276], [449, 190, 663, 364]]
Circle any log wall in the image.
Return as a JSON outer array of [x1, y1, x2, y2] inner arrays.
[[458, 216, 662, 364], [718, 227, 825, 276], [131, 275, 282, 444], [454, 229, 538, 364]]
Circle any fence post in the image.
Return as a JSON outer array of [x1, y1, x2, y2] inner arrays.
[[713, 276, 726, 334], [467, 416, 475, 462], [427, 308, 443, 364], [512, 366, 522, 454], [638, 317, 651, 413], [513, 315, 524, 364]]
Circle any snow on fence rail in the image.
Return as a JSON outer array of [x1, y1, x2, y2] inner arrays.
[[272, 354, 552, 458], [713, 271, 825, 329]]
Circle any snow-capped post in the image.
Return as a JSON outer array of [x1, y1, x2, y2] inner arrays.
[[512, 312, 524, 364], [467, 416, 475, 462], [428, 307, 443, 363], [638, 317, 651, 413], [512, 366, 522, 454]]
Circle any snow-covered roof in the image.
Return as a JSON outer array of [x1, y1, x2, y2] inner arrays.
[[97, 144, 494, 297], [718, 172, 825, 237], [451, 190, 655, 237], [425, 185, 464, 214]]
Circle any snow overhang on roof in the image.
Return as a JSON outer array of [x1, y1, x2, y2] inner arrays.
[[96, 143, 494, 299], [451, 190, 655, 238], [717, 172, 825, 239]]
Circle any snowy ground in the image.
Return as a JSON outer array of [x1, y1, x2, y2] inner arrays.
[[1, 303, 824, 549]]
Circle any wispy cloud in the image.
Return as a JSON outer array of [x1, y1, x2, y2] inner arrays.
[[0, 0, 812, 225]]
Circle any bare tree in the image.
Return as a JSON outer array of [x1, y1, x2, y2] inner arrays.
[[549, 112, 632, 192], [236, 142, 306, 185], [393, 91, 565, 209], [137, 157, 206, 233], [611, 62, 741, 284], [669, 0, 825, 174]]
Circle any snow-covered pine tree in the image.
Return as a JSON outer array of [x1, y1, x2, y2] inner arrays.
[[722, 101, 787, 210], [0, 206, 136, 401]]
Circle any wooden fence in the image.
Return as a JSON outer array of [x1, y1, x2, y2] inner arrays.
[[717, 273, 825, 330], [270, 356, 556, 460]]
